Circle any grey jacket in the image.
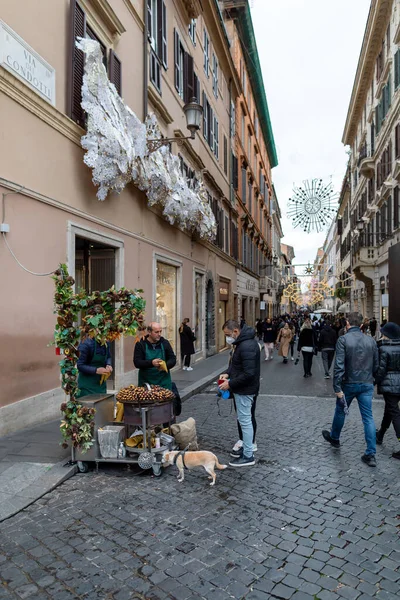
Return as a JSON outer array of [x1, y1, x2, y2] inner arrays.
[[333, 327, 379, 393]]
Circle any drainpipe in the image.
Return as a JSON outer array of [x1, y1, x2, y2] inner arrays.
[[143, 2, 148, 121]]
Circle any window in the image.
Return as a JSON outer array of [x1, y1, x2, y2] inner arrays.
[[376, 76, 391, 134], [147, 0, 167, 91], [212, 54, 218, 98], [189, 18, 196, 45], [395, 50, 400, 89], [396, 123, 400, 158], [247, 131, 251, 160], [248, 180, 252, 214], [241, 166, 247, 204], [174, 30, 185, 99], [224, 214, 230, 254], [394, 187, 399, 230], [69, 1, 122, 127], [203, 28, 210, 76], [241, 110, 245, 143], [202, 92, 218, 157], [223, 135, 228, 175], [231, 221, 238, 260], [242, 67, 247, 98], [156, 262, 178, 351], [230, 100, 236, 138], [232, 153, 238, 191]]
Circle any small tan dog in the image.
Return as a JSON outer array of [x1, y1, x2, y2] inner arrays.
[[162, 450, 227, 485]]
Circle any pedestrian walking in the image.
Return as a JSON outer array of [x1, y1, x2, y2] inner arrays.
[[219, 319, 260, 467], [319, 322, 337, 379], [322, 312, 379, 467], [297, 318, 316, 377], [375, 322, 400, 460], [231, 395, 258, 457], [276, 322, 292, 364], [369, 316, 377, 339], [262, 318, 276, 361], [361, 318, 370, 335], [256, 318, 263, 341], [289, 322, 296, 361], [179, 318, 196, 371]]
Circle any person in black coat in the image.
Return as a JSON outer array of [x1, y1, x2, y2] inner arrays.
[[219, 320, 260, 467], [133, 322, 176, 390], [262, 318, 277, 361], [297, 319, 317, 378], [319, 324, 338, 379], [179, 318, 196, 371], [375, 322, 400, 459]]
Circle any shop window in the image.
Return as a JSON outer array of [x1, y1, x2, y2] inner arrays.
[[156, 262, 178, 351]]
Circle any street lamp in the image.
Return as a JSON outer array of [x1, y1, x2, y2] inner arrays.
[[356, 220, 365, 232], [147, 98, 203, 153]]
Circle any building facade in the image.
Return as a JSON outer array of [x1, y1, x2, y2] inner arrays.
[[0, 0, 281, 433], [222, 0, 279, 326], [341, 0, 400, 322]]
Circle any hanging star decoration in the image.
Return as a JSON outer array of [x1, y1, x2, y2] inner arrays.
[[303, 263, 315, 276], [288, 179, 338, 233]]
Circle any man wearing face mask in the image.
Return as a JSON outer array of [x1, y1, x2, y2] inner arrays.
[[219, 319, 260, 467]]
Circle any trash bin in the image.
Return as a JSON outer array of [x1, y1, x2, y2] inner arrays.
[[98, 425, 125, 458]]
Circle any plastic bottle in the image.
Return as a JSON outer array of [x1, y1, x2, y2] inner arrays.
[[117, 442, 126, 459]]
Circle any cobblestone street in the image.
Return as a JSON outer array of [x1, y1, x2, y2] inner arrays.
[[1, 369, 400, 600]]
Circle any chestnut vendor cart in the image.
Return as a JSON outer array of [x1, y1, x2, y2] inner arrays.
[[72, 393, 176, 476]]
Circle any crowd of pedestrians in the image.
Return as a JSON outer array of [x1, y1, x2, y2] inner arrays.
[[220, 311, 400, 469]]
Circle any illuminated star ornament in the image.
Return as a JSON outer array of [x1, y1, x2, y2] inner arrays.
[[303, 262, 314, 276], [288, 179, 338, 233]]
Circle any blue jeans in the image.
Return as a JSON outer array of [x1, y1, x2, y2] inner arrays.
[[331, 383, 376, 455], [233, 394, 254, 458]]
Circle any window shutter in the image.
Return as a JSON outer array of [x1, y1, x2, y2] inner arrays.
[[394, 187, 399, 229], [232, 154, 238, 190], [174, 29, 179, 92], [223, 135, 228, 175], [109, 50, 122, 95], [395, 51, 399, 89], [184, 53, 194, 103], [375, 105, 380, 134], [203, 91, 207, 138], [147, 0, 152, 39], [70, 0, 86, 127], [388, 195, 393, 234], [161, 1, 167, 67], [208, 105, 213, 147], [241, 167, 247, 204], [193, 71, 199, 102], [214, 117, 219, 158]]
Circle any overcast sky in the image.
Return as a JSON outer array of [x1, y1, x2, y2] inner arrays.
[[250, 0, 371, 268]]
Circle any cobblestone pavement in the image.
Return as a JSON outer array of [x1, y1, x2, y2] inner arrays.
[[1, 390, 400, 600]]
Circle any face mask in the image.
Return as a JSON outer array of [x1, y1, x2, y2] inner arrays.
[[226, 335, 235, 345]]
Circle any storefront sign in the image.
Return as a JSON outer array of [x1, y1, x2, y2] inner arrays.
[[382, 294, 389, 307], [0, 21, 55, 105], [219, 285, 229, 302], [260, 301, 266, 310]]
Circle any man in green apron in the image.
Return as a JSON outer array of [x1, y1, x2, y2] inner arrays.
[[77, 338, 113, 397], [134, 322, 176, 390]]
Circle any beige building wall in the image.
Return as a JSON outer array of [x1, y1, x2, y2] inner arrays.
[[0, 0, 241, 434]]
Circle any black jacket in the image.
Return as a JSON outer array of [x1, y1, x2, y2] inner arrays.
[[179, 325, 195, 356], [227, 325, 260, 395], [375, 339, 400, 395], [319, 325, 337, 351], [262, 322, 277, 343], [133, 336, 176, 370], [333, 327, 379, 393], [297, 328, 316, 352]]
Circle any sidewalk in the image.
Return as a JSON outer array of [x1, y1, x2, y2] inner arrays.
[[0, 350, 229, 522]]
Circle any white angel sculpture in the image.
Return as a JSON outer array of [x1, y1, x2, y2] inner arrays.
[[76, 38, 216, 241]]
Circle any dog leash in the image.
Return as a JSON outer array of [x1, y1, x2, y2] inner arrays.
[[173, 444, 190, 471]]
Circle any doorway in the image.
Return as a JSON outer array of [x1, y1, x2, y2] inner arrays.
[[206, 279, 214, 353], [75, 236, 116, 384]]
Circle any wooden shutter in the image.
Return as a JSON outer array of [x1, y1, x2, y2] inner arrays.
[[147, 0, 152, 40], [232, 154, 238, 190], [241, 167, 246, 203], [208, 105, 213, 147], [388, 195, 393, 234], [223, 136, 227, 175], [109, 50, 122, 95], [184, 53, 194, 103], [203, 91, 207, 138], [156, 0, 163, 61], [174, 29, 179, 92], [394, 187, 399, 229], [70, 0, 86, 127], [214, 117, 219, 158], [193, 71, 199, 102]]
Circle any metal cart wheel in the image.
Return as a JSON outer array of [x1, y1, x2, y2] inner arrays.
[[152, 463, 163, 477], [77, 461, 89, 473]]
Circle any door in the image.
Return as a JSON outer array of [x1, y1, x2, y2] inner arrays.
[[206, 279, 214, 351]]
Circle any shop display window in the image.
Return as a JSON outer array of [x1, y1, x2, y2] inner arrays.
[[156, 262, 178, 350]]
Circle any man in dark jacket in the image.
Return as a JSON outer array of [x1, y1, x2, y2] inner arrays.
[[133, 322, 176, 390], [319, 324, 337, 379], [262, 318, 277, 361], [375, 322, 400, 459], [219, 320, 260, 467], [322, 312, 379, 466]]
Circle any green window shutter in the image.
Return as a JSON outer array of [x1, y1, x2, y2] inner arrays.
[[375, 105, 380, 134], [395, 51, 399, 89], [388, 76, 392, 107]]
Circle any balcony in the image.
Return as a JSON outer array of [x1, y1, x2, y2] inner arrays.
[[357, 144, 374, 178]]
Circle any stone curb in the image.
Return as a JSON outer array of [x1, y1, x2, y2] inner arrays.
[[180, 367, 223, 402], [0, 460, 77, 523]]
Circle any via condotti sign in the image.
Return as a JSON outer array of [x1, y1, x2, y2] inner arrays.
[[0, 20, 55, 105]]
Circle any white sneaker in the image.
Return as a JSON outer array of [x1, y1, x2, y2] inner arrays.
[[182, 366, 187, 370], [291, 357, 294, 361], [232, 440, 243, 452], [186, 367, 193, 371], [252, 443, 258, 453], [265, 357, 269, 361]]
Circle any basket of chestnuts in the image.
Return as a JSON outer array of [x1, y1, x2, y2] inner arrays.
[[116, 384, 175, 426]]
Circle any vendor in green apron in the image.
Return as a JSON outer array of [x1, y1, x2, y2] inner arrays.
[[134, 322, 176, 390], [76, 337, 113, 397]]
